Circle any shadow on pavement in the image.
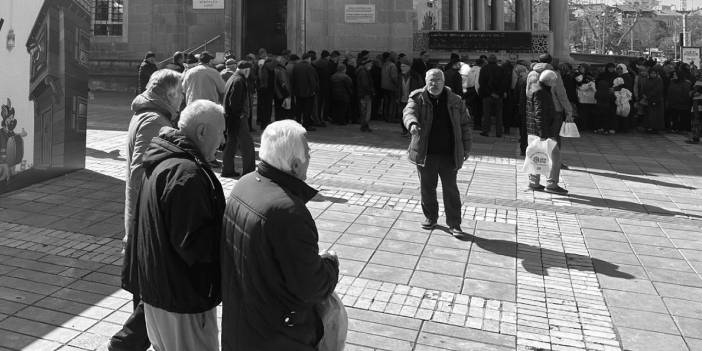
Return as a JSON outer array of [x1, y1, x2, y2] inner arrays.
[[310, 194, 349, 204], [86, 148, 125, 161], [452, 234, 635, 279], [567, 193, 702, 219], [569, 168, 696, 190]]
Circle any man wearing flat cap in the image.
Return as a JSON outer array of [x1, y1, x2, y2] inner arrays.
[[138, 51, 158, 94], [222, 60, 256, 178], [182, 51, 226, 106], [221, 59, 238, 82]]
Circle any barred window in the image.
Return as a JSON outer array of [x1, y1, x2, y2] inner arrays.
[[72, 96, 88, 133], [92, 0, 124, 37]]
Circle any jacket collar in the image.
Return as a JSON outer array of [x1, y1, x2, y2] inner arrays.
[[420, 87, 462, 107], [257, 161, 318, 203]]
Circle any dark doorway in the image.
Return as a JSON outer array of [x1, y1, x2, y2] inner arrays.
[[243, 0, 287, 55]]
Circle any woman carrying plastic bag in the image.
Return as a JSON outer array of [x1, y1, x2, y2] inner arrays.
[[524, 69, 568, 194], [317, 292, 348, 351]]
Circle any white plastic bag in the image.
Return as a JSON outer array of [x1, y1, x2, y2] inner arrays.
[[559, 122, 580, 138], [317, 292, 348, 351], [523, 135, 557, 176]]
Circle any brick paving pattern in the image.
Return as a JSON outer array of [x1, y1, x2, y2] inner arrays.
[[0, 92, 701, 350]]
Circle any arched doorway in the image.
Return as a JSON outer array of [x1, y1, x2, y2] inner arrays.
[[243, 0, 287, 54]]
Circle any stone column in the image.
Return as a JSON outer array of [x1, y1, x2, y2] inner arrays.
[[451, 0, 460, 30], [462, 0, 472, 30], [550, 0, 569, 60], [490, 0, 504, 30], [515, 0, 532, 31], [474, 0, 487, 30]]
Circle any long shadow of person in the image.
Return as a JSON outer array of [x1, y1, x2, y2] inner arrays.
[[86, 148, 125, 161], [310, 193, 349, 204], [446, 230, 635, 279], [569, 168, 696, 190], [567, 193, 702, 219]]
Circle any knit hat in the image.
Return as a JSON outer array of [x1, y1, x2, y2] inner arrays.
[[539, 70, 558, 86], [617, 63, 629, 74], [237, 60, 252, 69], [613, 77, 624, 87]]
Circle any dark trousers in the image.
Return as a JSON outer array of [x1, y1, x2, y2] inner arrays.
[[109, 295, 150, 350], [482, 96, 503, 136], [371, 92, 383, 120], [466, 89, 482, 130], [417, 154, 461, 228], [332, 99, 350, 124], [296, 96, 315, 127], [667, 108, 691, 131], [317, 91, 330, 121], [257, 89, 274, 129], [222, 117, 256, 176], [381, 89, 397, 122], [274, 97, 292, 121], [399, 102, 408, 133]]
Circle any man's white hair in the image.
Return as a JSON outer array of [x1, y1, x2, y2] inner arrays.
[[426, 68, 445, 81], [146, 69, 182, 94], [259, 120, 308, 172], [178, 100, 224, 137]]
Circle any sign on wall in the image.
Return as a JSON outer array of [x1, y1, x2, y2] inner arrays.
[[345, 5, 375, 24], [193, 0, 224, 10], [682, 47, 701, 68]]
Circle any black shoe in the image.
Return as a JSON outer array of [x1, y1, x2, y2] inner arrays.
[[208, 160, 222, 169], [220, 171, 241, 178], [545, 185, 568, 194], [449, 226, 463, 236], [421, 219, 437, 230], [528, 184, 545, 191], [685, 139, 700, 144], [479, 132, 489, 137], [561, 163, 569, 170]]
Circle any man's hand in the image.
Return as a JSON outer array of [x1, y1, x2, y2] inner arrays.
[[320, 250, 339, 266], [410, 124, 421, 135], [463, 152, 469, 161], [565, 114, 575, 123]]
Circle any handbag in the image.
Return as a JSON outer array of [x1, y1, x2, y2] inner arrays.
[[317, 292, 348, 351], [559, 122, 580, 138], [523, 135, 557, 176]]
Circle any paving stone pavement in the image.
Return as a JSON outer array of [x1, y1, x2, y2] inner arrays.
[[0, 92, 701, 350]]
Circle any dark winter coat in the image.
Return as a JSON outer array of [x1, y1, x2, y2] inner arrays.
[[402, 87, 472, 170], [313, 57, 332, 92], [526, 85, 557, 139], [444, 67, 462, 97], [122, 128, 225, 314], [138, 60, 158, 93], [356, 66, 375, 98], [330, 71, 353, 103], [274, 64, 291, 100], [221, 161, 339, 351], [478, 62, 506, 98], [223, 71, 251, 124], [292, 61, 319, 98], [667, 79, 692, 110]]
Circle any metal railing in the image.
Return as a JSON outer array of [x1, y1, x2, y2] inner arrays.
[[158, 33, 224, 66]]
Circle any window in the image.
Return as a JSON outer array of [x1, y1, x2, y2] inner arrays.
[[92, 0, 124, 37], [72, 96, 88, 133]]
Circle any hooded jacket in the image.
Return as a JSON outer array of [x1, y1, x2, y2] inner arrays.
[[122, 127, 225, 314], [526, 84, 556, 138], [402, 87, 472, 170], [526, 63, 573, 115], [123, 92, 177, 245], [138, 60, 158, 93], [221, 161, 339, 351]]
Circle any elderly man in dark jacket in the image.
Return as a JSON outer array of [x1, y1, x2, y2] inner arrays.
[[221, 120, 339, 351], [222, 61, 255, 178], [403, 68, 472, 235], [109, 69, 184, 351], [330, 63, 353, 125], [137, 51, 158, 94], [292, 53, 320, 130], [478, 54, 506, 137], [525, 70, 567, 194], [122, 100, 226, 351]]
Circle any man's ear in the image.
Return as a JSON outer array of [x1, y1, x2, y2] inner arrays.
[[196, 124, 207, 140]]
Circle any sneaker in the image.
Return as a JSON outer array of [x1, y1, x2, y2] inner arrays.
[[528, 184, 545, 191], [545, 185, 569, 194], [421, 219, 437, 230], [449, 226, 464, 236]]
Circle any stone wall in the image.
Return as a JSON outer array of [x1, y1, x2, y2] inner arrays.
[[304, 0, 416, 54]]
